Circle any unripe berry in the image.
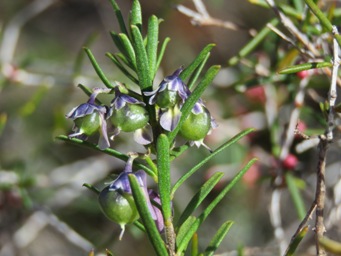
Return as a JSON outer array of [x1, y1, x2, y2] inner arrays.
[[180, 106, 211, 141], [111, 104, 149, 132]]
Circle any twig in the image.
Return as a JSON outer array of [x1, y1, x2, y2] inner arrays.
[[269, 189, 287, 254], [326, 26, 340, 141], [176, 0, 256, 36], [265, 0, 319, 57], [0, 0, 57, 64], [313, 25, 340, 256], [314, 136, 328, 255]]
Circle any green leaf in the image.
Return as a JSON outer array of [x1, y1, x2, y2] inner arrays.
[[82, 183, 100, 195], [114, 53, 134, 70], [110, 32, 129, 61], [156, 134, 172, 220], [228, 18, 279, 66], [278, 62, 332, 74], [318, 236, 341, 254], [202, 221, 233, 256], [131, 25, 152, 91], [55, 135, 156, 180], [284, 226, 309, 256], [0, 113, 7, 136], [304, 0, 341, 46], [19, 86, 49, 116], [187, 52, 210, 90], [146, 15, 159, 80], [176, 158, 256, 254], [191, 233, 199, 256], [108, 0, 128, 35], [285, 172, 306, 220], [176, 172, 224, 228], [167, 65, 221, 143], [133, 220, 146, 232], [130, 0, 142, 30], [106, 53, 139, 84], [171, 128, 255, 196], [180, 44, 215, 81], [176, 216, 197, 247], [156, 37, 171, 72], [128, 174, 168, 256], [118, 33, 137, 68], [73, 33, 98, 76], [83, 47, 115, 88]]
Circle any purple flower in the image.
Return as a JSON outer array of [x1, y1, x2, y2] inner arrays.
[[66, 91, 110, 150], [148, 190, 168, 233], [108, 164, 157, 220], [145, 67, 190, 108], [145, 67, 191, 131]]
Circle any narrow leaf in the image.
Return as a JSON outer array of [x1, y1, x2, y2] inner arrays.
[[176, 216, 197, 246], [156, 37, 171, 72], [203, 221, 233, 256], [228, 18, 279, 66], [0, 113, 7, 136], [319, 236, 341, 254], [284, 226, 309, 256], [55, 135, 156, 179], [82, 183, 100, 195], [129, 174, 168, 256], [110, 32, 129, 60], [106, 53, 139, 84], [176, 158, 256, 254], [134, 220, 146, 232], [168, 65, 221, 143], [180, 44, 215, 81], [83, 47, 115, 88], [130, 0, 142, 30], [108, 0, 128, 35], [176, 172, 224, 228], [131, 25, 152, 91], [286, 172, 306, 220], [278, 62, 332, 74], [73, 33, 98, 76], [118, 33, 137, 68], [187, 52, 210, 90], [171, 128, 255, 196], [304, 0, 341, 46], [146, 15, 159, 79], [191, 233, 199, 256], [157, 134, 172, 220]]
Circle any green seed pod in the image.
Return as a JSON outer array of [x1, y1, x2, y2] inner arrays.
[[74, 112, 101, 136], [98, 186, 139, 240], [180, 107, 211, 141], [111, 104, 149, 132], [155, 90, 180, 108]]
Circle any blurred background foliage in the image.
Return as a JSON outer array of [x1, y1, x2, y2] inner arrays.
[[1, 0, 341, 255]]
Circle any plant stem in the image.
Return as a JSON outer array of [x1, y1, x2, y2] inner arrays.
[[315, 136, 328, 256]]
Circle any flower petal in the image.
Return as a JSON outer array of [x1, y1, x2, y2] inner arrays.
[[98, 113, 110, 150], [134, 124, 153, 145], [160, 105, 181, 131]]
